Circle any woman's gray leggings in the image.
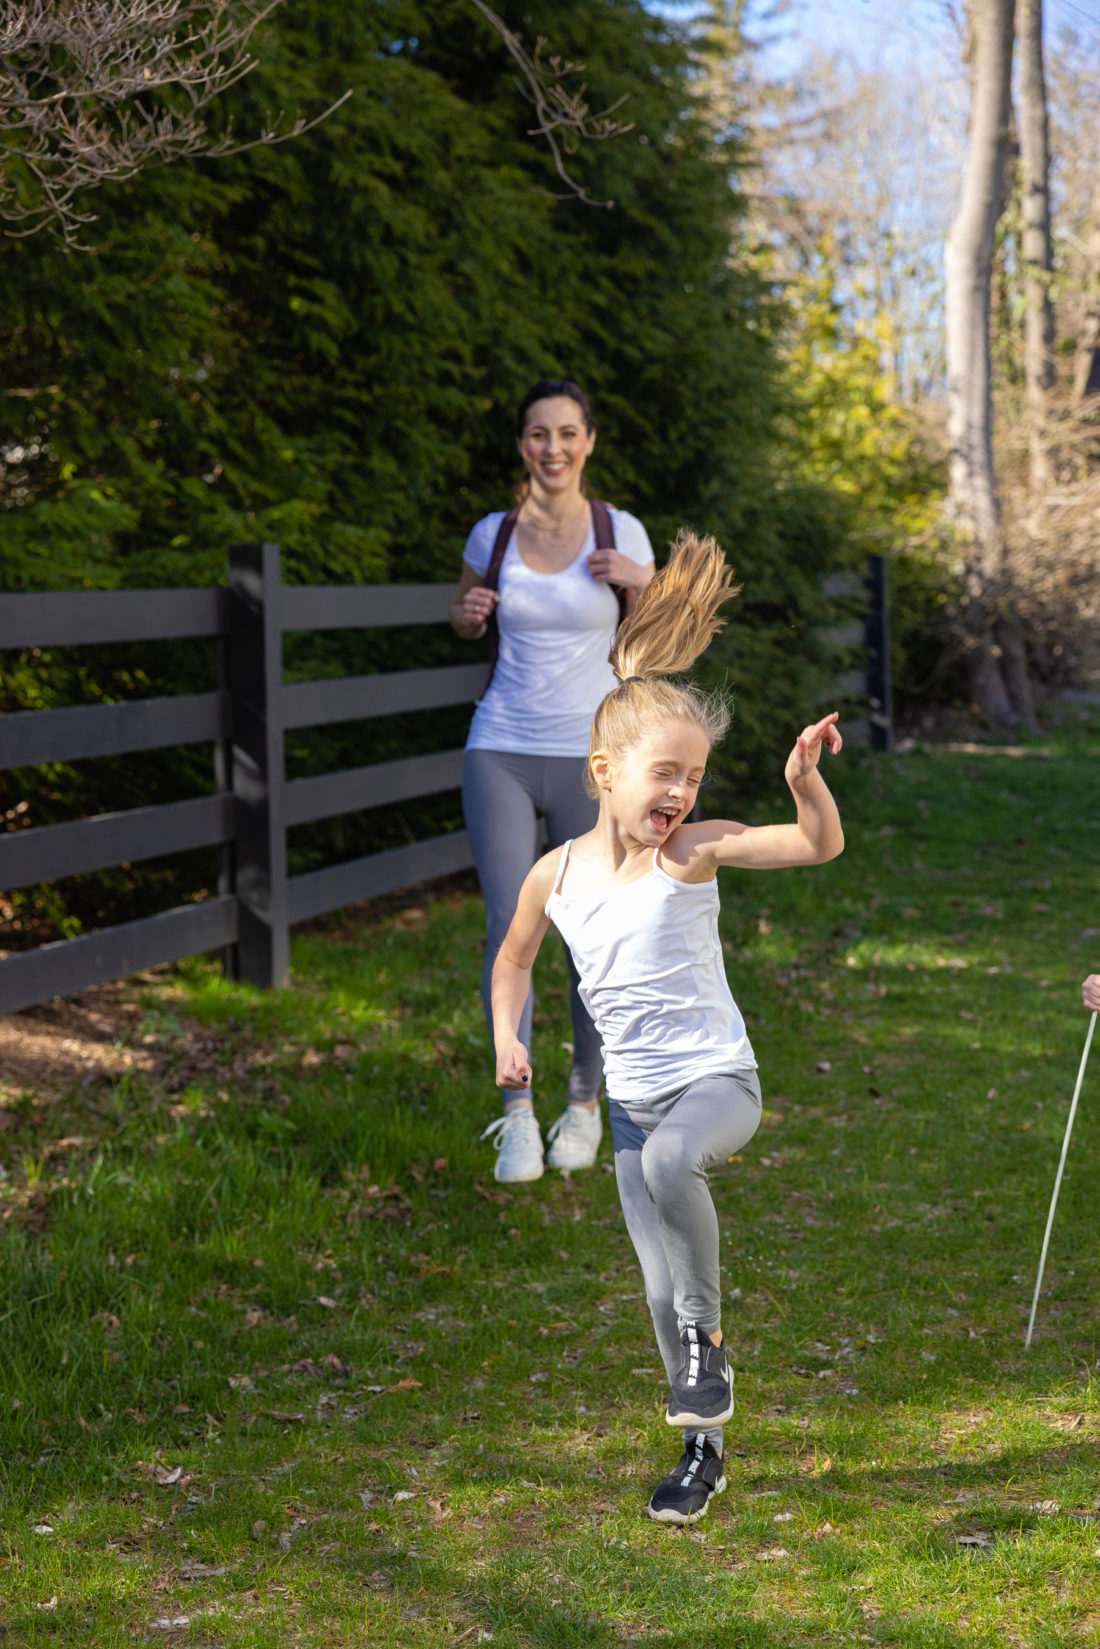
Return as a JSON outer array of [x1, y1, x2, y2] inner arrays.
[[462, 748, 604, 1105], [610, 1068, 762, 1450]]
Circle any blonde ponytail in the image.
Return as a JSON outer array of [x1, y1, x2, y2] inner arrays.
[[585, 530, 740, 797], [611, 530, 739, 683]]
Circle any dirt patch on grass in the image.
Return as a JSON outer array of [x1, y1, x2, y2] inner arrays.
[[1, 872, 481, 1105], [0, 977, 156, 1104]]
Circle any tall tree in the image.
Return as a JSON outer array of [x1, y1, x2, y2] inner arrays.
[[945, 0, 1032, 725], [1071, 143, 1100, 406], [1017, 0, 1054, 485]]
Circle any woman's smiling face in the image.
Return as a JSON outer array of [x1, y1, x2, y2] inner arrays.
[[595, 720, 710, 843], [517, 395, 596, 496]]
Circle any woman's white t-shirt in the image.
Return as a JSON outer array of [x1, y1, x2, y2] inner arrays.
[[462, 507, 654, 757]]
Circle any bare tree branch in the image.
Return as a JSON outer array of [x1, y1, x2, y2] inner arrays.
[[0, 1, 631, 242], [0, 0, 353, 242], [468, 0, 632, 208]]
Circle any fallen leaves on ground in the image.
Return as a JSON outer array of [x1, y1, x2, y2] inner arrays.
[[474, 1183, 512, 1206], [278, 1517, 309, 1552], [347, 1183, 411, 1224]]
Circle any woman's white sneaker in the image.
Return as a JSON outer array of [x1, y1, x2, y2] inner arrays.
[[480, 1110, 545, 1183], [545, 1104, 603, 1171]]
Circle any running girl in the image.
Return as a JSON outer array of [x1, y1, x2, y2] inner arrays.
[[490, 532, 844, 1525]]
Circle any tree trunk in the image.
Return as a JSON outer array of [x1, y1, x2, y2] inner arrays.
[[1072, 139, 1100, 407], [1018, 0, 1054, 487], [945, 0, 1025, 726]]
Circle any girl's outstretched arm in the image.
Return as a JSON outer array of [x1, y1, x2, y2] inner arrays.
[[490, 854, 557, 1089], [691, 713, 845, 872]]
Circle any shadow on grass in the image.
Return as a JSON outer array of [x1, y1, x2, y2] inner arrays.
[[398, 1553, 989, 1648]]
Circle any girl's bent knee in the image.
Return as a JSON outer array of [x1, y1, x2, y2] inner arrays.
[[641, 1133, 702, 1202]]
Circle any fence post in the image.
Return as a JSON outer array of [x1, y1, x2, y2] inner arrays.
[[228, 543, 289, 988], [214, 629, 239, 981], [865, 553, 893, 752]]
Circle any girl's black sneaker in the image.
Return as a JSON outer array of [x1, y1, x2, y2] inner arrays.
[[665, 1323, 734, 1428], [647, 1437, 727, 1524]]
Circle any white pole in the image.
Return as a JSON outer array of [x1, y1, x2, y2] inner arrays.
[[1025, 1011, 1097, 1350]]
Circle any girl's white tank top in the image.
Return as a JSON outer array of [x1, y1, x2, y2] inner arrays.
[[545, 840, 756, 1103]]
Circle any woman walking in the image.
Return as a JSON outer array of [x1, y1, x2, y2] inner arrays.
[[491, 533, 844, 1523], [451, 379, 654, 1183]]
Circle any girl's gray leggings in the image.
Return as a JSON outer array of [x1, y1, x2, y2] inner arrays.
[[462, 748, 604, 1106], [610, 1067, 762, 1450]]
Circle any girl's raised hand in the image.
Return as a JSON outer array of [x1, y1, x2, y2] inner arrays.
[[496, 1041, 532, 1091], [785, 712, 843, 784]]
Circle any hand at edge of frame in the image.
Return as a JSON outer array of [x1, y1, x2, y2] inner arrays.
[[1083, 974, 1100, 1012]]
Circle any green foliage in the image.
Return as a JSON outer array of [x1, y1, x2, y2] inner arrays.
[[778, 251, 944, 548], [0, 1, 855, 936], [771, 248, 958, 713]]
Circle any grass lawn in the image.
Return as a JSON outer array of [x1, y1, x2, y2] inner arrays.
[[3, 713, 1100, 1647]]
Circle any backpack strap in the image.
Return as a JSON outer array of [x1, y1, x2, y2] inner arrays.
[[591, 500, 627, 626], [484, 506, 520, 594], [481, 507, 520, 689]]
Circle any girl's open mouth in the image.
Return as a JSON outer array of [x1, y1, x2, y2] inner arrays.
[[650, 807, 678, 834]]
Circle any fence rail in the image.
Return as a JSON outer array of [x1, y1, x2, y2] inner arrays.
[[0, 588, 228, 650], [0, 544, 482, 1014], [0, 547, 890, 1016]]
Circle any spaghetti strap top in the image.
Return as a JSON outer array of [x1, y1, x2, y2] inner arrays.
[[545, 841, 755, 1103]]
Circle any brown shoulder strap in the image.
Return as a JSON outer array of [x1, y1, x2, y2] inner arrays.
[[591, 499, 615, 550], [484, 507, 520, 593], [591, 500, 628, 626], [482, 508, 520, 688]]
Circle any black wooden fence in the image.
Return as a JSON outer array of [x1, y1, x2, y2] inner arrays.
[[0, 547, 890, 1017], [0, 543, 487, 1014]]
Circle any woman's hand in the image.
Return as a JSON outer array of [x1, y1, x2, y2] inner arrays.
[[496, 1040, 532, 1090], [587, 547, 651, 590], [452, 584, 498, 638], [785, 712, 843, 786], [1083, 974, 1100, 1011]]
